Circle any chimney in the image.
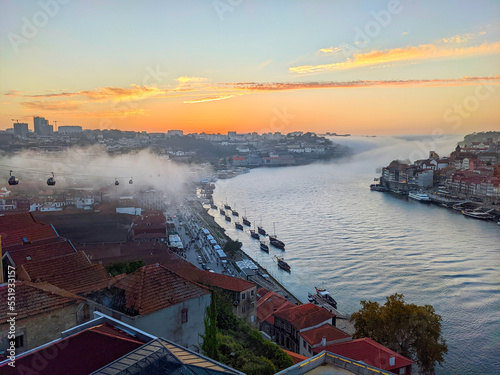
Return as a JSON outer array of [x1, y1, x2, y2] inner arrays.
[[389, 357, 395, 366], [321, 337, 326, 347]]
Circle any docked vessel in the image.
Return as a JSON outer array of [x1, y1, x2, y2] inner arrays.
[[270, 236, 285, 249], [250, 230, 260, 239], [257, 226, 266, 235], [242, 217, 251, 226], [260, 242, 269, 252], [370, 184, 388, 192], [232, 210, 239, 217], [315, 287, 337, 309], [235, 222, 243, 230], [225, 215, 231, 222], [462, 209, 493, 221], [224, 203, 231, 210], [276, 257, 290, 272], [219, 208, 225, 215], [210, 204, 217, 209], [408, 191, 431, 202]]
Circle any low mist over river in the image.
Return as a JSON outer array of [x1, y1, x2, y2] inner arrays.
[[210, 135, 500, 375]]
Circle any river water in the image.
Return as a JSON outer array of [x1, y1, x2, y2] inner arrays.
[[209, 136, 500, 374]]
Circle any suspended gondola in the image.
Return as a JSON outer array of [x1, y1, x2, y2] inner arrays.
[[129, 177, 133, 184], [8, 170, 19, 186], [47, 172, 56, 186], [115, 178, 119, 186]]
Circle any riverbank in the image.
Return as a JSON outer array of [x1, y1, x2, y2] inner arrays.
[[188, 199, 302, 305]]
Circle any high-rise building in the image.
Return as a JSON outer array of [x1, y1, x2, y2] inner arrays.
[[13, 123, 29, 137], [33, 116, 52, 135]]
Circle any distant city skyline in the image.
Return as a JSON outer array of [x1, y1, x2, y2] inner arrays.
[[1, 0, 499, 135]]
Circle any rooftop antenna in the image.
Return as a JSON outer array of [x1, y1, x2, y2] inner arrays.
[[53, 120, 60, 131], [11, 119, 20, 123]]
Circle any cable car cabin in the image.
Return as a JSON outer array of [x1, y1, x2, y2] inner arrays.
[[129, 178, 133, 184], [47, 177, 56, 186], [115, 180, 119, 186], [8, 176, 19, 186]]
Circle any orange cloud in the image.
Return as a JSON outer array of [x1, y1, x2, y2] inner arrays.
[[316, 46, 343, 55], [183, 95, 237, 104], [290, 41, 500, 73], [175, 76, 208, 84], [20, 100, 81, 111]]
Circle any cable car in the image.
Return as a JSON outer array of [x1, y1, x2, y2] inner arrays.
[[8, 170, 19, 186], [129, 177, 133, 184], [47, 172, 56, 186], [115, 178, 119, 186]]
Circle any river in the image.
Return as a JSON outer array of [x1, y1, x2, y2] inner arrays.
[[209, 135, 500, 374]]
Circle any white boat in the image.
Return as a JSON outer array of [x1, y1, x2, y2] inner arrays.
[[315, 287, 337, 309], [408, 191, 431, 202], [462, 210, 493, 221]]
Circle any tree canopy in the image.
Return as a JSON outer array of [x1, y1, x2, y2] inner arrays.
[[351, 293, 447, 374]]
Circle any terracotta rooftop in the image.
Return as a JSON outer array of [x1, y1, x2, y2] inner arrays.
[[111, 264, 211, 316], [0, 212, 37, 232], [0, 323, 146, 375], [257, 289, 295, 325], [5, 238, 76, 266], [283, 349, 308, 365], [0, 222, 59, 248], [0, 281, 84, 321], [300, 323, 351, 346], [18, 251, 112, 295], [323, 338, 413, 371], [275, 303, 335, 331]]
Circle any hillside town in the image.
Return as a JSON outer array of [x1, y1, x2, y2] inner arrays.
[[1, 117, 350, 167], [374, 133, 500, 222]]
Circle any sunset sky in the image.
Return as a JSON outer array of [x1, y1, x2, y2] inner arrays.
[[1, 0, 499, 135]]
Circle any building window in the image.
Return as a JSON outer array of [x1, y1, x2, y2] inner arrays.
[[241, 292, 246, 300], [14, 335, 24, 349], [242, 305, 246, 313], [308, 345, 312, 353], [303, 340, 306, 348], [251, 289, 254, 296], [181, 308, 188, 324]]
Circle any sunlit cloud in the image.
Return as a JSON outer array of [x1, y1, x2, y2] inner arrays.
[[316, 46, 343, 55], [175, 76, 208, 84], [183, 95, 237, 104], [20, 100, 81, 111], [440, 31, 487, 44], [25, 85, 168, 102], [402, 32, 409, 36], [4, 90, 26, 97], [290, 41, 500, 73]]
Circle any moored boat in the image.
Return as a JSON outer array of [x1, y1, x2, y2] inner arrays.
[[260, 242, 269, 252], [250, 230, 259, 239], [242, 217, 251, 226], [270, 236, 285, 249], [462, 209, 493, 220], [408, 191, 431, 202], [370, 184, 388, 192], [276, 256, 290, 272], [235, 222, 243, 230], [225, 215, 231, 222], [315, 287, 337, 309], [219, 208, 225, 215], [232, 210, 239, 217], [210, 204, 217, 209], [258, 226, 266, 235]]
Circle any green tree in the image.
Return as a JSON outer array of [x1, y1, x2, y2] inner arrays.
[[223, 239, 242, 258], [201, 297, 219, 360], [106, 260, 145, 276], [351, 293, 447, 374]]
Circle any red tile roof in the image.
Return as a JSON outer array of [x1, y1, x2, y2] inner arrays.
[[0, 223, 58, 248], [283, 349, 308, 365], [300, 323, 351, 346], [111, 264, 211, 316], [275, 303, 335, 331], [257, 289, 295, 325], [0, 281, 84, 321], [5, 238, 76, 266], [0, 212, 37, 232], [323, 338, 413, 371], [0, 323, 146, 375], [161, 256, 255, 293], [19, 251, 112, 295]]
